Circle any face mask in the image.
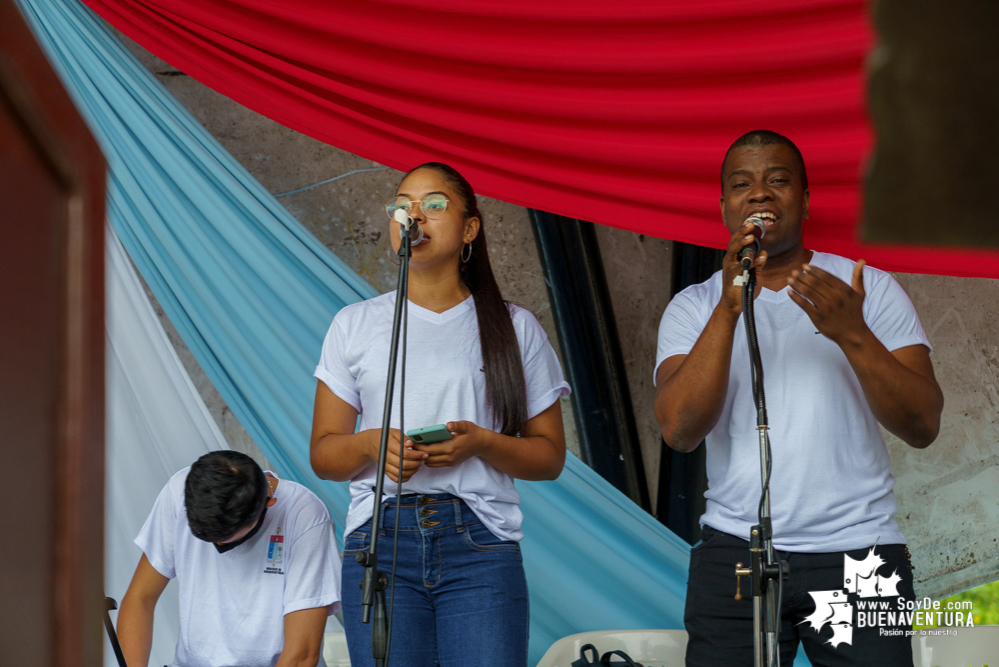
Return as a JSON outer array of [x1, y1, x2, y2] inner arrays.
[[214, 505, 268, 554]]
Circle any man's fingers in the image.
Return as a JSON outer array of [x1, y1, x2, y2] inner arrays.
[[726, 222, 757, 255], [852, 260, 866, 295], [729, 235, 757, 257], [801, 264, 858, 298], [788, 273, 828, 305], [788, 289, 818, 316], [799, 267, 844, 300], [798, 264, 843, 291]]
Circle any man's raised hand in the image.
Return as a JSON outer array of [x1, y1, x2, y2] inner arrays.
[[788, 260, 868, 346]]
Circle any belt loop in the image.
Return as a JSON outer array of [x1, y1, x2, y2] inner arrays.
[[453, 498, 463, 527], [379, 497, 388, 535]]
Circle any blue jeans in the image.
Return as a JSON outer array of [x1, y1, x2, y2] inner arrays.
[[341, 493, 530, 667]]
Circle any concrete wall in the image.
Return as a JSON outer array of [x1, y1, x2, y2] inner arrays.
[[113, 29, 998, 595], [889, 273, 999, 598], [594, 226, 673, 504]]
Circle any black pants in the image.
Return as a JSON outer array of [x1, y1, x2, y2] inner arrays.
[[685, 526, 915, 667]]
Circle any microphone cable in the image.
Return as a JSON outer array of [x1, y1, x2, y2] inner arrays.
[[741, 269, 771, 525], [383, 237, 410, 667], [742, 269, 782, 667]]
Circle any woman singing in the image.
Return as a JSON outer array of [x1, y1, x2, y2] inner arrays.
[[310, 163, 569, 667]]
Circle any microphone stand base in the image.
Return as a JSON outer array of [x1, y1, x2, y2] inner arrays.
[[746, 522, 789, 667], [357, 555, 389, 664]]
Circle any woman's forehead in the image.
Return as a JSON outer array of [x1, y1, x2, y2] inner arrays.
[[397, 168, 452, 197]]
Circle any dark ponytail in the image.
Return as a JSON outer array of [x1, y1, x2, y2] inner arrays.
[[405, 162, 528, 436]]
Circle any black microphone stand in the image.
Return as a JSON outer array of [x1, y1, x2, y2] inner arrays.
[[103, 597, 128, 667], [357, 212, 414, 667], [734, 256, 789, 667]]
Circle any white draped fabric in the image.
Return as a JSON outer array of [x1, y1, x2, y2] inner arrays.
[[104, 224, 229, 667]]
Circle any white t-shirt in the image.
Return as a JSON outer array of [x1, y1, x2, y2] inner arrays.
[[314, 292, 570, 542], [655, 251, 930, 552], [136, 468, 341, 667]]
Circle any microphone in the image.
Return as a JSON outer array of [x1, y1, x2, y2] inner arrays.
[[394, 207, 424, 245], [738, 216, 766, 268]]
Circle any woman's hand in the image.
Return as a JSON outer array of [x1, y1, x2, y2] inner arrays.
[[404, 403, 565, 480], [310, 382, 428, 483], [376, 428, 428, 482], [410, 421, 489, 468]]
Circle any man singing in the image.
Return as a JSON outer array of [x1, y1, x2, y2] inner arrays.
[[116, 450, 341, 667], [654, 130, 943, 666]]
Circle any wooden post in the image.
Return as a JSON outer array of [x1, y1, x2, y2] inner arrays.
[[0, 1, 106, 664]]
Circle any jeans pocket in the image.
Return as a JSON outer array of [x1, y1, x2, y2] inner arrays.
[[694, 525, 723, 549], [343, 526, 371, 554], [462, 522, 520, 552]]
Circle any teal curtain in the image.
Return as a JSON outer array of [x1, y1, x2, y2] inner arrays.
[[19, 0, 698, 661]]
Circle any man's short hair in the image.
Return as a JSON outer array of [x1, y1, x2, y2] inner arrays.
[[721, 130, 808, 192], [185, 450, 268, 542]]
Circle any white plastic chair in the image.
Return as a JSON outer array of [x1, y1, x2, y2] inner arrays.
[[322, 631, 351, 667], [911, 626, 999, 667], [535, 629, 688, 667]]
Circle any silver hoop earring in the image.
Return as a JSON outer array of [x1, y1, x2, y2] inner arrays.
[[461, 243, 473, 263], [387, 245, 400, 266]]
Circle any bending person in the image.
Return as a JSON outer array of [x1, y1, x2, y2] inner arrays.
[[117, 450, 341, 667], [654, 131, 943, 667], [310, 162, 569, 667]]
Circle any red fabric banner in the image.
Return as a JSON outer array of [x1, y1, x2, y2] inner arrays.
[[83, 0, 999, 278]]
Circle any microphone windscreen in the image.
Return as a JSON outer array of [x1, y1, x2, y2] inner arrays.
[[745, 216, 767, 239]]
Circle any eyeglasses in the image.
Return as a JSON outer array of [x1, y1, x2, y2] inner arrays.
[[386, 194, 450, 220]]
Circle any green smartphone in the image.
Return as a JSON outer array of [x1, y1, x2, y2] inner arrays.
[[406, 424, 453, 445]]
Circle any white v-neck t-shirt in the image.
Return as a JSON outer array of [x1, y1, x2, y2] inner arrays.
[[136, 469, 341, 667], [655, 252, 930, 552], [314, 293, 570, 542]]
